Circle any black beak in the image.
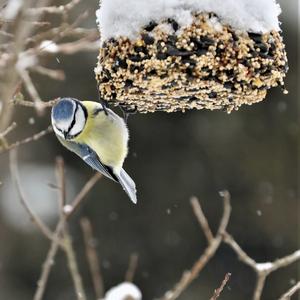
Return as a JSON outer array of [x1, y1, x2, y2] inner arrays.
[[63, 132, 68, 139]]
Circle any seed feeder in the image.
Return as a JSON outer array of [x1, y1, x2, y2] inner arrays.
[[95, 0, 288, 113]]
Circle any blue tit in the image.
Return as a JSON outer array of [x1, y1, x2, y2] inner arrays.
[[51, 97, 137, 204]]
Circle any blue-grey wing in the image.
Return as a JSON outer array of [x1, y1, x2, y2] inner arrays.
[[58, 137, 118, 182]]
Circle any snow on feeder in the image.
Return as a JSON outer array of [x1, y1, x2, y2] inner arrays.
[[95, 0, 288, 113]]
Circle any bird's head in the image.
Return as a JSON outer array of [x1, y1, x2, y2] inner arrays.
[[51, 98, 87, 140]]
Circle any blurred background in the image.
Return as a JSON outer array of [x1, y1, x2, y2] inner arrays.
[[0, 0, 299, 299]]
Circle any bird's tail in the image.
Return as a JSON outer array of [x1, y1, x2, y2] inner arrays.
[[117, 168, 137, 204]]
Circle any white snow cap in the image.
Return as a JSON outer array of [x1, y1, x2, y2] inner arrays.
[[97, 0, 282, 42], [104, 282, 142, 300]]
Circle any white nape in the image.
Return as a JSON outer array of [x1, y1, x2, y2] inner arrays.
[[96, 0, 281, 42]]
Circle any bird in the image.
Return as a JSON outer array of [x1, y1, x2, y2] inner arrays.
[[51, 97, 137, 204]]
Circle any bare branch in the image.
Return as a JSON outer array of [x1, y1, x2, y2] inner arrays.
[[160, 192, 231, 300], [190, 196, 214, 242], [224, 232, 300, 300], [210, 273, 231, 300], [39, 38, 100, 55], [63, 229, 87, 300], [55, 157, 66, 212], [279, 282, 300, 300], [223, 233, 257, 269], [1, 125, 53, 153], [267, 250, 300, 273], [11, 97, 58, 108], [9, 149, 54, 241], [33, 219, 65, 300], [55, 157, 86, 300], [0, 121, 17, 139], [18, 69, 45, 115], [80, 217, 104, 299], [27, 0, 81, 16], [0, 0, 98, 123], [64, 173, 102, 217], [125, 253, 139, 283], [30, 66, 65, 81], [33, 159, 101, 299]]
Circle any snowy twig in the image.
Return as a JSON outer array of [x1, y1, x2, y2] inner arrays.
[[160, 191, 300, 300], [161, 191, 231, 300], [279, 281, 300, 300], [39, 38, 100, 55], [223, 233, 300, 300], [125, 253, 139, 283], [209, 273, 231, 300], [80, 217, 105, 299]]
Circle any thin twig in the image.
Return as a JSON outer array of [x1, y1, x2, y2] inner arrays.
[[10, 146, 101, 240], [9, 149, 54, 241], [11, 97, 58, 108], [210, 273, 231, 300], [63, 229, 87, 300], [18, 69, 45, 114], [55, 157, 66, 212], [27, 0, 81, 15], [80, 217, 104, 299], [56, 156, 87, 300], [279, 281, 300, 300], [223, 233, 257, 269], [190, 196, 214, 241], [30, 65, 65, 80], [125, 253, 139, 283], [253, 276, 267, 300], [39, 38, 100, 55], [33, 219, 65, 300], [160, 191, 231, 300], [33, 161, 101, 299], [64, 173, 102, 217], [224, 232, 300, 300], [0, 121, 17, 139], [1, 125, 53, 153]]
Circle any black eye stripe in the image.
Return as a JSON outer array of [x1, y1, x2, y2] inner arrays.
[[66, 101, 78, 135]]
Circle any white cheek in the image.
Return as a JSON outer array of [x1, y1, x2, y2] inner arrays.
[[51, 113, 73, 133], [68, 107, 86, 136], [58, 119, 73, 131], [52, 124, 65, 138]]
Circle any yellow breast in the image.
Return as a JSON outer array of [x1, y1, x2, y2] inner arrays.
[[74, 101, 128, 171]]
